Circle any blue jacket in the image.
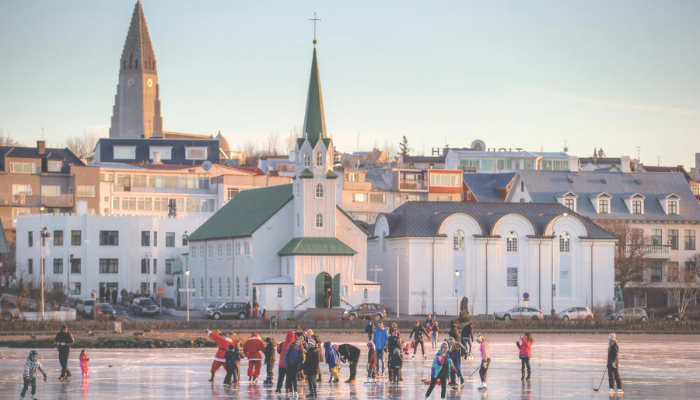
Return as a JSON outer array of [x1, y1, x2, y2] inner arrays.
[[372, 327, 389, 350], [284, 345, 304, 367], [323, 341, 340, 368]]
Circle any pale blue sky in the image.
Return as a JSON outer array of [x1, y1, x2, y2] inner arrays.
[[0, 0, 698, 166]]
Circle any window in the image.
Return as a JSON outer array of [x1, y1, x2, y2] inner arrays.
[[507, 267, 518, 287], [10, 162, 36, 174], [208, 244, 214, 258], [185, 147, 207, 160], [201, 279, 205, 298], [353, 193, 368, 202], [651, 229, 662, 246], [245, 277, 249, 297], [453, 230, 465, 251], [71, 282, 81, 296], [235, 242, 241, 256], [296, 214, 300, 228], [598, 199, 609, 213], [190, 244, 197, 259], [669, 229, 679, 249], [113, 146, 136, 159], [137, 197, 152, 210], [42, 185, 61, 196], [303, 152, 310, 167], [226, 242, 232, 257], [343, 285, 349, 296], [165, 259, 173, 274], [300, 285, 306, 297], [668, 201, 678, 215], [315, 184, 324, 198], [28, 259, 33, 274], [244, 241, 250, 256], [278, 288, 283, 299], [315, 213, 324, 228], [218, 278, 222, 297], [370, 193, 385, 203], [70, 258, 81, 274], [564, 198, 575, 210], [52, 230, 63, 246], [153, 259, 157, 274], [685, 230, 696, 250], [13, 184, 32, 195], [437, 195, 452, 202], [140, 283, 149, 294], [165, 232, 175, 247], [99, 259, 119, 273], [316, 152, 324, 167], [201, 199, 215, 212], [507, 231, 518, 252], [99, 231, 119, 246], [28, 231, 33, 247], [651, 262, 662, 282], [236, 277, 240, 297], [345, 173, 360, 182], [71, 230, 81, 245], [364, 288, 368, 299], [559, 232, 570, 253], [633, 294, 647, 308], [149, 146, 172, 160], [53, 259, 63, 274], [182, 234, 188, 246], [77, 185, 96, 197], [217, 243, 223, 258], [286, 258, 290, 275], [227, 188, 240, 200], [209, 278, 213, 295], [100, 173, 114, 182], [141, 259, 150, 274], [141, 231, 150, 246], [164, 177, 178, 188], [632, 200, 642, 214], [186, 198, 200, 212]]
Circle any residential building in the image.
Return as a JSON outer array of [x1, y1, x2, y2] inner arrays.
[[93, 138, 220, 166], [462, 172, 516, 202], [445, 141, 576, 173], [399, 155, 446, 170], [369, 202, 616, 316], [341, 149, 391, 169]]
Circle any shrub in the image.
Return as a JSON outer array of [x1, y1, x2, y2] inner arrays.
[[458, 309, 471, 323]]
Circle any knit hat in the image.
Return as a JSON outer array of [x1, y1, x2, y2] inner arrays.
[[609, 333, 616, 341]]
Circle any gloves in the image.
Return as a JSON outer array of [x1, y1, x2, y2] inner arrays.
[[43, 375, 47, 382]]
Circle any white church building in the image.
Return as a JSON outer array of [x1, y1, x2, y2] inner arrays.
[[369, 202, 617, 316], [186, 44, 379, 312]]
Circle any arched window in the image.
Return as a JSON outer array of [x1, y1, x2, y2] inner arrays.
[[316, 152, 324, 167], [315, 183, 324, 198], [300, 285, 306, 297], [227, 277, 231, 297], [245, 277, 249, 297], [507, 231, 518, 252], [218, 278, 222, 297], [560, 232, 570, 253], [303, 152, 310, 167], [200, 278, 204, 298], [315, 213, 324, 228], [236, 277, 240, 297], [209, 278, 213, 295], [277, 288, 283, 299], [453, 230, 465, 251], [343, 285, 349, 296], [296, 213, 300, 228], [129, 54, 133, 69], [286, 258, 290, 275], [363, 288, 368, 299]]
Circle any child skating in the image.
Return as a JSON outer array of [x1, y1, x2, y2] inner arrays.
[[324, 341, 341, 383], [79, 349, 90, 378], [263, 337, 277, 384], [364, 341, 377, 384], [19, 350, 47, 400], [477, 334, 490, 390], [389, 348, 403, 384]]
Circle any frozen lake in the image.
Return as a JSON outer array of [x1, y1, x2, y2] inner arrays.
[[2, 333, 699, 399]]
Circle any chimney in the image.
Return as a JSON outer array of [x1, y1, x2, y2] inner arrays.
[[568, 156, 579, 172], [154, 151, 162, 164], [621, 156, 631, 173], [37, 140, 46, 154]]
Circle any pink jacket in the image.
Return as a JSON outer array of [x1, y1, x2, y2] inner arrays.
[[480, 341, 490, 361], [519, 336, 533, 357]]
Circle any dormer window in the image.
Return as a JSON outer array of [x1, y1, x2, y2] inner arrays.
[[658, 194, 680, 215], [632, 200, 642, 214], [599, 199, 609, 213], [590, 192, 611, 214], [47, 160, 63, 172], [564, 198, 575, 211], [669, 200, 678, 215]]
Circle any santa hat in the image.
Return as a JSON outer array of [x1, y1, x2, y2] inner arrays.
[[225, 337, 233, 343], [249, 333, 262, 340]]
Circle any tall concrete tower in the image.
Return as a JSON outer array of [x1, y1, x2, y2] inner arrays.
[[109, 1, 163, 139]]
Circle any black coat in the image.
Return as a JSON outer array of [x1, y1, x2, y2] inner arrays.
[[337, 344, 361, 363], [303, 346, 320, 376], [460, 323, 473, 341], [54, 331, 74, 352], [264, 343, 276, 364]]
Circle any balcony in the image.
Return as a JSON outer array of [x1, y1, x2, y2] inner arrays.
[[629, 244, 672, 259], [0, 194, 73, 208], [399, 180, 428, 191], [116, 185, 217, 195]]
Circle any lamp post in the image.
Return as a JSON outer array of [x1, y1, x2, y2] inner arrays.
[[185, 269, 190, 322], [455, 270, 461, 316], [39, 206, 50, 320]]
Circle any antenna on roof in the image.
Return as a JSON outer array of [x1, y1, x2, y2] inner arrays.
[[636, 146, 641, 163]]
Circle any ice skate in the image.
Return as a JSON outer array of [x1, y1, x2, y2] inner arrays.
[[371, 378, 377, 384], [18, 396, 24, 400], [364, 378, 371, 384], [609, 388, 615, 395], [423, 354, 427, 359], [346, 379, 355, 384], [617, 389, 624, 395], [208, 372, 215, 382], [31, 396, 38, 400], [411, 355, 415, 360]]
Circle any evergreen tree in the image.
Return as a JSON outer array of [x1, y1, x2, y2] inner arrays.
[[597, 148, 606, 158], [399, 136, 411, 157]]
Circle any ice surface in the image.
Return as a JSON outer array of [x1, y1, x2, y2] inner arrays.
[[1, 333, 699, 399]]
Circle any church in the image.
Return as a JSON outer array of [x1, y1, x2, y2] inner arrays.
[[186, 43, 379, 313]]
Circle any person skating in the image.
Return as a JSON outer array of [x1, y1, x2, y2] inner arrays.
[[364, 321, 374, 341], [303, 339, 321, 398], [477, 334, 490, 390], [275, 331, 296, 393], [431, 321, 440, 348], [54, 324, 74, 381], [364, 341, 377, 384], [424, 342, 456, 399], [337, 343, 361, 383], [460, 321, 474, 360], [307, 329, 323, 384], [446, 338, 467, 385], [389, 348, 403, 384], [263, 337, 277, 384], [409, 320, 429, 359], [448, 320, 460, 342], [243, 333, 265, 383], [284, 338, 304, 396], [386, 328, 403, 382], [517, 332, 534, 380], [205, 329, 233, 382], [323, 341, 341, 383], [607, 333, 623, 395], [372, 321, 389, 377], [78, 349, 90, 378], [19, 350, 47, 400], [223, 344, 241, 385]]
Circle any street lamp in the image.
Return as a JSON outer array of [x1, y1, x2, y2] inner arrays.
[[185, 269, 190, 322], [39, 206, 50, 321], [455, 270, 461, 316]]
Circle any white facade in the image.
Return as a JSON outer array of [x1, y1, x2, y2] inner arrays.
[[16, 212, 206, 302], [445, 147, 578, 173]]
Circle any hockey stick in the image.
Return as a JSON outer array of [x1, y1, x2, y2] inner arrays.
[[466, 366, 480, 379], [593, 367, 608, 392]]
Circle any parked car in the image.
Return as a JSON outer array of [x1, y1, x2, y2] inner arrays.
[[1, 301, 20, 322], [494, 307, 544, 321], [339, 303, 386, 321], [92, 303, 117, 321], [132, 298, 161, 317], [75, 298, 95, 317], [607, 308, 648, 322], [558, 307, 594, 321], [207, 302, 249, 320], [59, 297, 80, 311], [201, 302, 223, 316], [663, 309, 700, 322]]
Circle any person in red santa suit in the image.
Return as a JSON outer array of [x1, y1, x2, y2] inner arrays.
[[206, 329, 233, 382], [243, 333, 266, 383]]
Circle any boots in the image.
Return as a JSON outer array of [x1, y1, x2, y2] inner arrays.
[[208, 372, 215, 382], [526, 370, 531, 380], [521, 370, 525, 380]]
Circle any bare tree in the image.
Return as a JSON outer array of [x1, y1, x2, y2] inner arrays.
[[264, 133, 280, 157], [65, 130, 99, 159], [595, 220, 652, 300], [239, 140, 261, 167], [383, 140, 398, 162], [0, 129, 22, 146], [285, 127, 301, 153], [665, 253, 700, 320]]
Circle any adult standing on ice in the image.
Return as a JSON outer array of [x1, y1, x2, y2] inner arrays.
[[477, 333, 490, 390], [517, 332, 533, 380], [54, 324, 74, 381], [275, 332, 296, 393], [607, 333, 623, 395], [243, 333, 265, 383], [205, 329, 233, 382]]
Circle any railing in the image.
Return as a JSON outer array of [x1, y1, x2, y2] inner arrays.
[[119, 186, 217, 195], [341, 299, 354, 308], [399, 180, 428, 191], [0, 194, 73, 207], [294, 298, 310, 309], [461, 166, 477, 173], [628, 244, 671, 257]]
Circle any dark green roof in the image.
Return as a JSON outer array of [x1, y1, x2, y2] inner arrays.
[[298, 169, 314, 179], [302, 48, 327, 147], [188, 184, 293, 241], [278, 237, 357, 256], [296, 137, 332, 151], [0, 219, 9, 253], [326, 170, 339, 179]]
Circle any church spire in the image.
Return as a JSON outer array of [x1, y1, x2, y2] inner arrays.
[[122, 1, 156, 74], [302, 46, 327, 145]]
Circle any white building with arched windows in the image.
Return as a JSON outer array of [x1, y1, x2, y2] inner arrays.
[[368, 202, 617, 316]]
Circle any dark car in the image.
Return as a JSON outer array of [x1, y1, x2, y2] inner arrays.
[[207, 302, 249, 320], [339, 303, 386, 321], [132, 298, 160, 317], [91, 303, 117, 321], [663, 309, 700, 322], [1, 301, 20, 322]]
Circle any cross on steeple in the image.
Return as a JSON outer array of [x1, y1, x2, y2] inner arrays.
[[309, 12, 321, 45]]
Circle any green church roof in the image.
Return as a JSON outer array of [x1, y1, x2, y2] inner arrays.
[[298, 169, 314, 179], [188, 184, 293, 241], [302, 47, 327, 147], [325, 170, 339, 179], [278, 237, 357, 256]]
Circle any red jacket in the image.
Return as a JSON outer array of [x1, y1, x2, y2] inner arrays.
[[243, 333, 265, 361], [208, 331, 234, 362], [519, 336, 534, 357], [278, 331, 296, 368]]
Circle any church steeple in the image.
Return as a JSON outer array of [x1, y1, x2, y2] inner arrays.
[[109, 1, 163, 139], [302, 47, 327, 146]]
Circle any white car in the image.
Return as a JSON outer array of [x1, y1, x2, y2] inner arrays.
[[75, 298, 95, 317], [201, 302, 223, 316], [558, 307, 594, 321], [494, 307, 544, 320]]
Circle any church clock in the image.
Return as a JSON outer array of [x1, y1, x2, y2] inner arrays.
[[147, 79, 153, 87]]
